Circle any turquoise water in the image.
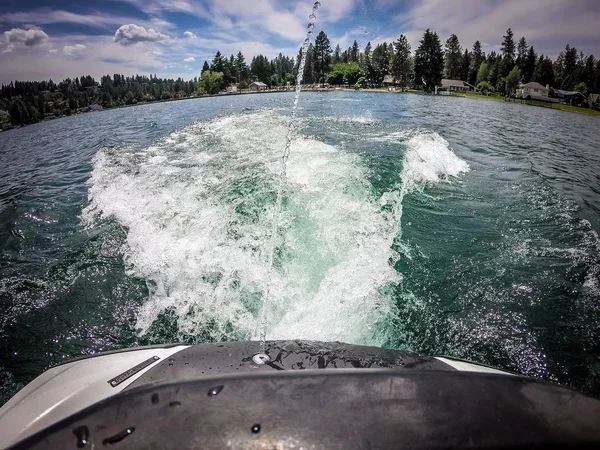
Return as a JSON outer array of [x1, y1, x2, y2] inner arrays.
[[1, 91, 599, 403]]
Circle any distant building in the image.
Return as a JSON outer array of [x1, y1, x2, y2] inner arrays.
[[554, 89, 586, 106], [249, 82, 268, 92], [589, 93, 600, 110], [441, 79, 474, 92], [226, 84, 238, 94], [517, 82, 550, 100], [383, 75, 398, 86]]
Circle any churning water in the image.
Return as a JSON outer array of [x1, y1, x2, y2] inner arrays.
[[1, 92, 599, 403]]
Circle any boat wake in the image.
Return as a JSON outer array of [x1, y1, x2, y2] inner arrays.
[[83, 111, 469, 345]]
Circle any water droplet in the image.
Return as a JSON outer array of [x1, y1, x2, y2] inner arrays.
[[169, 401, 182, 408], [102, 428, 135, 445], [73, 426, 89, 448], [251, 424, 261, 434], [307, 23, 314, 30], [252, 354, 270, 365], [207, 385, 224, 397], [151, 393, 159, 404], [309, 13, 316, 20], [168, 358, 174, 366], [313, 1, 321, 9]]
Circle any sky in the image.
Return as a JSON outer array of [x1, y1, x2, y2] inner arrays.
[[0, 0, 599, 83]]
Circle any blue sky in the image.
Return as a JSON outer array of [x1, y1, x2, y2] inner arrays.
[[0, 0, 599, 83]]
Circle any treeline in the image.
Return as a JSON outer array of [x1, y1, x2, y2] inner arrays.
[[1, 75, 197, 126], [187, 28, 600, 99], [2, 27, 600, 127]]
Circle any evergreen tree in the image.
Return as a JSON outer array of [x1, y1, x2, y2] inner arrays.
[[414, 29, 444, 90], [211, 51, 224, 73], [362, 41, 374, 83], [516, 37, 528, 72], [469, 40, 484, 86], [202, 61, 210, 73], [313, 31, 332, 85], [235, 51, 248, 84], [391, 35, 412, 90], [350, 40, 360, 63], [371, 42, 392, 86], [501, 28, 516, 64], [523, 46, 537, 83], [444, 34, 462, 79], [333, 44, 341, 64], [460, 50, 471, 82], [303, 43, 315, 84], [533, 55, 555, 87]]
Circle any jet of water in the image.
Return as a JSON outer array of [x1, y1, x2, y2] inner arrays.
[[258, 1, 322, 352]]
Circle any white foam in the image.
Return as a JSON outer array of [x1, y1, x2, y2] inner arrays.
[[83, 112, 470, 344], [380, 130, 470, 242]]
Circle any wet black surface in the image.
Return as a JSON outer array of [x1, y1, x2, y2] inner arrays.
[[12, 370, 600, 450], [127, 340, 453, 390]]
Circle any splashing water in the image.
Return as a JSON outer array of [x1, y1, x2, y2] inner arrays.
[[258, 0, 323, 352], [83, 114, 469, 347]]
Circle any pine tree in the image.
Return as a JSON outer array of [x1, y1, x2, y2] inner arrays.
[[350, 40, 360, 63], [391, 35, 412, 90], [460, 50, 471, 82], [534, 55, 555, 87], [211, 51, 224, 73], [516, 37, 528, 72], [313, 31, 332, 85], [444, 34, 462, 79], [333, 44, 341, 64], [469, 40, 484, 85], [371, 42, 392, 86], [523, 46, 537, 83], [414, 29, 444, 90], [501, 28, 516, 64], [202, 61, 210, 73]]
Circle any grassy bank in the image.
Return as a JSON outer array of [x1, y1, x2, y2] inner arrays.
[[451, 91, 600, 117]]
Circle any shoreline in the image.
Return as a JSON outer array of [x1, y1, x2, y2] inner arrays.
[[2, 87, 598, 132]]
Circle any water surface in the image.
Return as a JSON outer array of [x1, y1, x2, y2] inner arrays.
[[1, 92, 599, 403]]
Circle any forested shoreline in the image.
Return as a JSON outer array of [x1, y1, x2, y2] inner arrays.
[[2, 27, 599, 129]]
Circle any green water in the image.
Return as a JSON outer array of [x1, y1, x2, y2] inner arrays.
[[1, 91, 599, 404]]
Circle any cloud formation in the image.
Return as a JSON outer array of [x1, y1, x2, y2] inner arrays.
[[183, 56, 195, 62], [4, 27, 49, 47], [183, 31, 197, 39], [63, 44, 86, 55], [114, 24, 169, 46]]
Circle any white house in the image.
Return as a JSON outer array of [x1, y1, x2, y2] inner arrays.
[[249, 82, 268, 92], [226, 84, 238, 94], [441, 79, 475, 92], [517, 82, 549, 100]]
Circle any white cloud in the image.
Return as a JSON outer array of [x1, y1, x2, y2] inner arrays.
[[2, 44, 15, 54], [184, 31, 197, 39], [114, 24, 170, 46], [183, 56, 195, 62], [0, 9, 174, 31], [4, 27, 49, 47], [63, 44, 87, 55]]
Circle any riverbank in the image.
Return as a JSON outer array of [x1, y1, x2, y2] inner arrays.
[[450, 91, 600, 117], [2, 87, 598, 133]]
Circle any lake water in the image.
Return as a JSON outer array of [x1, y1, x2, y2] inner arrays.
[[1, 91, 599, 403]]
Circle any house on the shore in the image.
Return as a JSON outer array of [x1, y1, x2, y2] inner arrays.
[[516, 82, 552, 100], [441, 79, 475, 92], [554, 89, 586, 106], [226, 84, 238, 94], [589, 93, 600, 110], [249, 81, 268, 92], [383, 75, 398, 87]]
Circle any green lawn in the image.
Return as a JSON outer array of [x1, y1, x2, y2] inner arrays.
[[452, 91, 600, 116]]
